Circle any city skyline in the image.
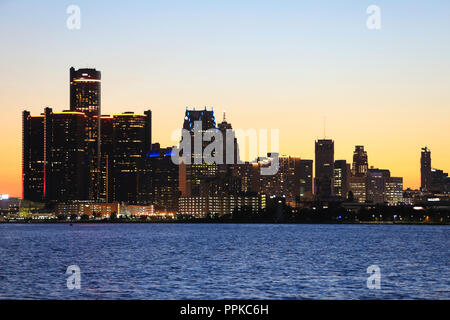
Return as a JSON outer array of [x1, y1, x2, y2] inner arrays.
[[2, 1, 450, 196]]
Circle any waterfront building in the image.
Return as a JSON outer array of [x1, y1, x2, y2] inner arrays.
[[315, 139, 334, 199], [143, 146, 180, 212], [178, 194, 264, 218], [349, 176, 367, 203], [366, 168, 391, 204], [44, 108, 88, 202], [299, 159, 313, 200], [70, 67, 102, 200], [385, 177, 404, 205], [179, 108, 218, 197], [111, 111, 152, 204], [22, 111, 45, 202], [334, 160, 350, 199]]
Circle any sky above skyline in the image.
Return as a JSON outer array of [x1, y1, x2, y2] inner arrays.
[[1, 0, 449, 197]]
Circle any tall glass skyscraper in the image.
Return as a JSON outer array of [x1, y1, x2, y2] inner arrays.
[[22, 111, 45, 202], [70, 67, 101, 200]]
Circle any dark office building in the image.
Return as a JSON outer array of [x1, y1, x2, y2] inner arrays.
[[100, 115, 114, 202], [111, 111, 152, 203], [179, 108, 218, 197], [334, 160, 350, 199], [143, 146, 180, 212], [315, 139, 334, 199], [299, 159, 313, 200], [421, 147, 432, 192], [70, 67, 102, 200], [217, 112, 239, 166], [44, 108, 88, 202], [366, 168, 390, 204], [430, 169, 450, 193], [352, 145, 368, 177], [183, 107, 216, 133], [22, 111, 45, 202]]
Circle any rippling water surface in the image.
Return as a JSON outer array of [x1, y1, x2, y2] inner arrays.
[[0, 224, 448, 299]]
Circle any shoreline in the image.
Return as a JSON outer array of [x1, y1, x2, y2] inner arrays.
[[0, 220, 448, 226]]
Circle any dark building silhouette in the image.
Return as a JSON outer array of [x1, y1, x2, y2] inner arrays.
[[217, 111, 239, 166], [70, 67, 102, 200], [100, 115, 114, 202], [44, 108, 88, 202], [299, 159, 313, 200], [179, 108, 218, 197], [334, 160, 350, 199], [430, 169, 450, 193], [111, 111, 152, 204], [421, 147, 432, 192], [315, 139, 334, 199], [366, 168, 390, 204], [142, 146, 180, 212], [352, 145, 368, 177], [182, 107, 216, 133], [22, 111, 45, 202]]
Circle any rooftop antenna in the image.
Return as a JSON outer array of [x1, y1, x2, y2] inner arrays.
[[223, 109, 226, 122], [323, 116, 326, 139]]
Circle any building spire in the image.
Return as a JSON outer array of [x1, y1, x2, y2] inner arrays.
[[223, 109, 226, 122]]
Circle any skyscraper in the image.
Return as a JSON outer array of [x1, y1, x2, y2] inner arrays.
[[298, 159, 313, 200], [315, 139, 334, 199], [421, 147, 432, 192], [111, 111, 152, 203], [366, 168, 390, 204], [44, 108, 88, 202], [179, 108, 218, 197], [22, 111, 44, 202], [352, 146, 368, 177], [143, 146, 180, 212], [100, 115, 114, 202], [334, 160, 350, 199], [70, 67, 101, 200]]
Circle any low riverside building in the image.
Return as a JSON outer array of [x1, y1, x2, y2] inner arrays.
[[55, 202, 120, 218], [54, 202, 173, 219], [178, 194, 264, 218]]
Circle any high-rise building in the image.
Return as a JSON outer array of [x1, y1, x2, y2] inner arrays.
[[315, 139, 334, 199], [334, 160, 350, 199], [70, 67, 102, 200], [22, 111, 45, 202], [385, 177, 403, 205], [143, 146, 180, 212], [44, 108, 88, 202], [217, 111, 239, 166], [366, 168, 390, 204], [430, 169, 450, 193], [349, 176, 366, 203], [100, 115, 114, 202], [421, 147, 432, 192], [111, 111, 152, 204], [179, 108, 218, 197], [254, 155, 301, 203], [352, 145, 368, 177], [298, 159, 313, 200]]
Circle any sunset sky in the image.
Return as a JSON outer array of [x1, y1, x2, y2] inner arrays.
[[1, 0, 449, 197]]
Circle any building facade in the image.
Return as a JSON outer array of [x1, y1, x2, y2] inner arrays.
[[70, 67, 102, 200], [315, 139, 334, 199], [22, 112, 45, 202]]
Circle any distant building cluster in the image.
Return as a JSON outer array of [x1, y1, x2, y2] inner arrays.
[[6, 67, 449, 220]]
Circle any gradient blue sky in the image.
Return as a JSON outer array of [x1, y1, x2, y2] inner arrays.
[[1, 0, 449, 196]]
